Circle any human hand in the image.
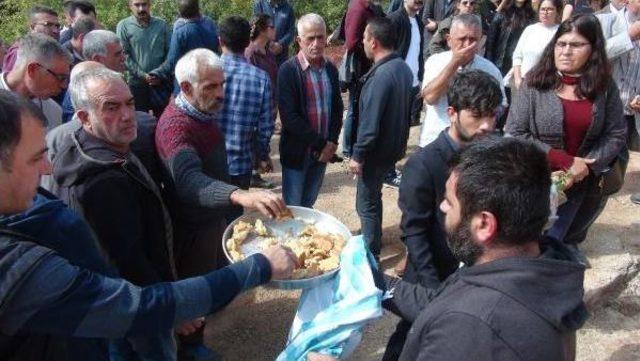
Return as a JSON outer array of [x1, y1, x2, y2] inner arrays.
[[262, 245, 298, 280], [628, 21, 640, 41], [229, 189, 286, 218], [270, 42, 283, 55], [175, 317, 205, 336], [568, 157, 596, 186], [318, 142, 337, 163], [258, 159, 273, 174], [451, 41, 477, 66], [348, 158, 363, 176], [629, 95, 640, 112], [426, 20, 437, 32]]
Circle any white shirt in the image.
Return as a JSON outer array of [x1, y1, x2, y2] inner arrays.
[[512, 22, 559, 77], [0, 73, 62, 131], [419, 52, 507, 147], [406, 17, 422, 87]]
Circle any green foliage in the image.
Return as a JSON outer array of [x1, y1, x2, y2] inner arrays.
[[0, 0, 355, 44]]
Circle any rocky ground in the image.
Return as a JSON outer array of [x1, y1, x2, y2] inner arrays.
[[204, 124, 640, 360]]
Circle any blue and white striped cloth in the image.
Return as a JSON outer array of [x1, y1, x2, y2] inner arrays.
[[277, 236, 383, 360]]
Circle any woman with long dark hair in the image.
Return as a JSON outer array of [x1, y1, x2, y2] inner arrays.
[[486, 0, 536, 75], [506, 14, 626, 248]]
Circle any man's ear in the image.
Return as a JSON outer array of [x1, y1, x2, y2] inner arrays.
[[76, 109, 91, 129], [179, 81, 192, 96], [25, 62, 40, 78], [471, 211, 498, 247], [446, 106, 458, 121]]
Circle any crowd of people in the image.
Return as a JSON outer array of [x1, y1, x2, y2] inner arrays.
[[0, 0, 638, 360]]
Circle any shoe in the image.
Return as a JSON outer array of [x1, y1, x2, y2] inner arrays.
[[250, 174, 274, 189], [383, 169, 402, 189], [178, 344, 222, 361], [631, 193, 640, 205]]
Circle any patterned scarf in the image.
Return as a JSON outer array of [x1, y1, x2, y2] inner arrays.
[[174, 92, 218, 124]]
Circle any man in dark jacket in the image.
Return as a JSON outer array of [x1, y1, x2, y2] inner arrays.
[[348, 18, 413, 258], [382, 70, 502, 361], [50, 68, 181, 360], [278, 14, 344, 207], [383, 136, 587, 360], [0, 90, 296, 360]]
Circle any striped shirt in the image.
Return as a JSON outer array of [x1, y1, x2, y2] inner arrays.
[[297, 51, 332, 140]]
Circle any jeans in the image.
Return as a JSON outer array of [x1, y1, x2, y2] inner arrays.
[[282, 155, 327, 208], [356, 162, 393, 257], [342, 89, 358, 157]]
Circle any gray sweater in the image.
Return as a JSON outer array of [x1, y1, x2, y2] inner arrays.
[[505, 81, 627, 173]]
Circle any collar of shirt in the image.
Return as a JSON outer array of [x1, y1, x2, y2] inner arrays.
[[222, 52, 249, 64], [297, 51, 326, 71]]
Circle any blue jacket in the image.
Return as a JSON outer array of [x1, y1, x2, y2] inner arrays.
[[0, 188, 114, 361]]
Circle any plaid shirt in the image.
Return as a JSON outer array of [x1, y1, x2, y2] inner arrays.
[[297, 51, 332, 140], [219, 53, 274, 176]]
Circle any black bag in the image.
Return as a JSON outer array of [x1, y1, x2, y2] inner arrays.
[[600, 148, 629, 196]]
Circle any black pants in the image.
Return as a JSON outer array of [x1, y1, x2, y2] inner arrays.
[[560, 175, 609, 245], [382, 319, 412, 361]]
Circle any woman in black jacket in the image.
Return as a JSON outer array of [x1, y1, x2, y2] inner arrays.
[[486, 0, 536, 75]]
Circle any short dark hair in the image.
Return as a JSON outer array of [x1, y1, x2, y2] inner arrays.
[[450, 136, 551, 246], [71, 1, 97, 17], [219, 16, 251, 54], [0, 90, 47, 170], [178, 0, 200, 18], [71, 16, 96, 39], [29, 5, 58, 21], [250, 14, 272, 41], [447, 70, 502, 116], [366, 17, 396, 50], [526, 14, 610, 101]]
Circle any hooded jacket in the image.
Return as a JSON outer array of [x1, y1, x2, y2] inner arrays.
[[389, 240, 588, 361], [51, 128, 175, 286]]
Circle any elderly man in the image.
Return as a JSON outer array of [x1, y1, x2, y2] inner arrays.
[[49, 67, 181, 361], [0, 33, 69, 130], [428, 0, 479, 55], [3, 6, 61, 73], [348, 17, 413, 259], [218, 16, 273, 194], [156, 48, 286, 359], [0, 90, 296, 360], [278, 14, 343, 207], [117, 0, 172, 116], [252, 0, 296, 65], [63, 17, 96, 66], [382, 70, 503, 361], [419, 14, 506, 147], [380, 136, 588, 361], [61, 30, 126, 123]]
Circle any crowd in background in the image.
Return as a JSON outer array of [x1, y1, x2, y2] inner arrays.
[[0, 0, 639, 360]]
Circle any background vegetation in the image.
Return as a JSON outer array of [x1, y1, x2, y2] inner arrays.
[[0, 0, 364, 43]]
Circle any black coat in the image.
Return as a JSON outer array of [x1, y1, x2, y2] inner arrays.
[[51, 129, 175, 286], [277, 57, 344, 170], [387, 240, 588, 361], [388, 6, 425, 82], [399, 131, 459, 288], [486, 12, 532, 75]]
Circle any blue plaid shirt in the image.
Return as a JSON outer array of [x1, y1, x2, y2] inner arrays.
[[219, 53, 274, 176]]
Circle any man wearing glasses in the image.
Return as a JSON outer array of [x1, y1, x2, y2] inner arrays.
[[0, 33, 70, 130], [3, 6, 61, 73]]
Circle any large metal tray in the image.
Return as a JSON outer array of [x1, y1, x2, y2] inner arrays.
[[222, 206, 352, 290]]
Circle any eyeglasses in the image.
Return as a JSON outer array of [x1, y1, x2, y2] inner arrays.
[[461, 1, 476, 6], [33, 21, 61, 30], [555, 41, 590, 50], [36, 63, 69, 83]]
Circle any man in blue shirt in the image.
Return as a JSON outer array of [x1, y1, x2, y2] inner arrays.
[[252, 0, 296, 64]]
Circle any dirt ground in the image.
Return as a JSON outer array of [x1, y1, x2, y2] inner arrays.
[[204, 124, 640, 360]]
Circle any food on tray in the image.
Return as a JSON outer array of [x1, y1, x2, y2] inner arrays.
[[276, 207, 294, 221], [226, 218, 346, 278]]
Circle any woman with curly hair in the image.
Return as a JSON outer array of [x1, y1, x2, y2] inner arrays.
[[506, 14, 626, 248]]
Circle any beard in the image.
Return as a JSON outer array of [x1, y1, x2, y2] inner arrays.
[[446, 216, 483, 266]]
